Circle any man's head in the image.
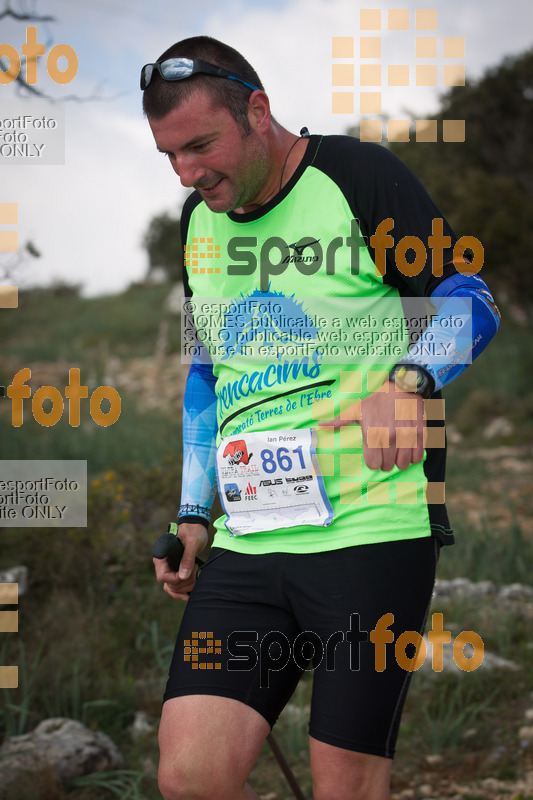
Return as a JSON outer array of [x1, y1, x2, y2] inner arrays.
[[142, 36, 282, 214], [142, 36, 264, 135]]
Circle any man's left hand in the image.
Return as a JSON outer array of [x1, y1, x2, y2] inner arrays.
[[319, 381, 426, 471]]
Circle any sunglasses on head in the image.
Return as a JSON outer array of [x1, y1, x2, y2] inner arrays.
[[140, 57, 260, 92]]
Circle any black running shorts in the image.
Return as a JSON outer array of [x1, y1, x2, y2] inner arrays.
[[163, 536, 440, 758]]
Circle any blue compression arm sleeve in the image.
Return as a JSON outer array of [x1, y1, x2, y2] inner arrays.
[[178, 362, 218, 526], [398, 273, 501, 391]]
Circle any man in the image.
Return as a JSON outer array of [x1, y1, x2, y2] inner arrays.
[[142, 36, 500, 800]]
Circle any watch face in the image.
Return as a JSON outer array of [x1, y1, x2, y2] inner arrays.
[[394, 367, 420, 393], [390, 365, 434, 398]]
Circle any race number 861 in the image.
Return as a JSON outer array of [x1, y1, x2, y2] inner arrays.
[[260, 446, 306, 473]]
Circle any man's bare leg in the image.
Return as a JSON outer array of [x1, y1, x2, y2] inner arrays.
[[158, 695, 270, 800], [309, 736, 392, 800]]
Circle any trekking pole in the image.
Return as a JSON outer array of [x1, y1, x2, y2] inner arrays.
[[152, 524, 309, 800], [266, 732, 307, 800]]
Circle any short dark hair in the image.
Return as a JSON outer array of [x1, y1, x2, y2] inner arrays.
[[141, 36, 264, 133]]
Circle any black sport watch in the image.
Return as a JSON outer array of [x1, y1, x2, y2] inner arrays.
[[388, 364, 435, 398]]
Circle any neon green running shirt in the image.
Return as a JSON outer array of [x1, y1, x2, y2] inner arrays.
[[179, 135, 457, 554]]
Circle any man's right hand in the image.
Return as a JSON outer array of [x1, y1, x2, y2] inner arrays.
[[153, 523, 209, 601]]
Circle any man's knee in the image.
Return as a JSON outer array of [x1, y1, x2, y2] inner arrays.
[[158, 758, 224, 800], [157, 696, 269, 800], [310, 738, 392, 800], [158, 760, 189, 800]]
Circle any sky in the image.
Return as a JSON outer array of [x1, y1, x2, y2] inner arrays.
[[0, 0, 531, 297]]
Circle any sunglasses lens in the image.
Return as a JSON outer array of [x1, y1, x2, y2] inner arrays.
[[141, 64, 153, 89], [160, 58, 194, 80]]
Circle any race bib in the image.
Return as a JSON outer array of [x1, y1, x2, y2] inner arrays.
[[216, 428, 334, 535]]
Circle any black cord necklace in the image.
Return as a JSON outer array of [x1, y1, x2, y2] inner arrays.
[[279, 136, 301, 192], [278, 127, 310, 192]]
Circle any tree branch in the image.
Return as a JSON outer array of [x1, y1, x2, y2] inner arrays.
[[0, 6, 55, 22]]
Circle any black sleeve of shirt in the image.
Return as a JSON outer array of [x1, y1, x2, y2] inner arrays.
[[312, 136, 460, 297], [180, 190, 203, 299]]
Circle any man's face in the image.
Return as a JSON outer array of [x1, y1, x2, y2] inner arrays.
[[148, 89, 271, 213]]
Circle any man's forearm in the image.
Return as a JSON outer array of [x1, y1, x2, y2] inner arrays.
[[179, 362, 218, 527], [395, 272, 501, 391]]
